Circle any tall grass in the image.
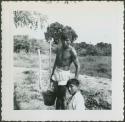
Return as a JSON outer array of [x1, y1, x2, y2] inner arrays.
[[14, 70, 54, 110], [14, 52, 111, 110], [14, 52, 111, 79], [70, 56, 111, 79]]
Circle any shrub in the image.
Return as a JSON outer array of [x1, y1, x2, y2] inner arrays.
[[73, 42, 111, 56]]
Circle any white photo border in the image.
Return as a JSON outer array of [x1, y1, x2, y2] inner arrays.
[[1, 1, 124, 121]]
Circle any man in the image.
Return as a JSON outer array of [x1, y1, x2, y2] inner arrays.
[[50, 34, 80, 110]]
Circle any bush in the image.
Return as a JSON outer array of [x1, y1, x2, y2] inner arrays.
[[14, 35, 45, 53], [14, 35, 30, 53], [73, 42, 111, 56]]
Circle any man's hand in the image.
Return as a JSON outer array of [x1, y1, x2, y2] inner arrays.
[[50, 76, 53, 82], [49, 77, 55, 91], [50, 81, 53, 89]]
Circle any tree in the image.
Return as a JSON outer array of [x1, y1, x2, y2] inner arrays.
[[44, 22, 64, 44], [14, 35, 30, 53], [73, 41, 111, 56], [95, 42, 111, 56], [63, 26, 78, 42], [13, 11, 48, 30], [44, 22, 78, 44]]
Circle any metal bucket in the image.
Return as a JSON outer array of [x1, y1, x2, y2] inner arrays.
[[42, 90, 56, 106]]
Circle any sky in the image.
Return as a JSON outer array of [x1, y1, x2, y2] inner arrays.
[[14, 1, 124, 44]]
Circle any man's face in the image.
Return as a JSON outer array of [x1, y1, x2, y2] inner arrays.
[[68, 84, 78, 95], [62, 39, 71, 48]]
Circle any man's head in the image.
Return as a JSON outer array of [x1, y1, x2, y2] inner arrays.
[[66, 79, 80, 95], [61, 34, 71, 49]]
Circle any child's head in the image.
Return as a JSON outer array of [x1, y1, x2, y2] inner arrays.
[[66, 79, 80, 95]]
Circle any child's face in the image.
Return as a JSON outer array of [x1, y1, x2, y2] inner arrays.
[[68, 84, 78, 95]]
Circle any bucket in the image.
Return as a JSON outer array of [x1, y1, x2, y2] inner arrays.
[[42, 90, 56, 106]]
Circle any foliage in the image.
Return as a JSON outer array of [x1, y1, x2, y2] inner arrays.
[[44, 22, 78, 44], [63, 26, 78, 42], [95, 42, 111, 56], [73, 42, 111, 56], [14, 35, 111, 56], [44, 22, 63, 43], [14, 35, 44, 53], [14, 35, 29, 53], [14, 11, 47, 30]]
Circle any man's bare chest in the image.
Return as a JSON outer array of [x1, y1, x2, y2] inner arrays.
[[57, 49, 72, 60]]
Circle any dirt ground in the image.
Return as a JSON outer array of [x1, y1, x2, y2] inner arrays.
[[14, 66, 111, 110]]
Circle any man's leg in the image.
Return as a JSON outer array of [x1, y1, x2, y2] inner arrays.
[[56, 85, 61, 110], [60, 97, 65, 110], [52, 81, 60, 110], [56, 98, 61, 110], [56, 86, 66, 110], [56, 97, 65, 110]]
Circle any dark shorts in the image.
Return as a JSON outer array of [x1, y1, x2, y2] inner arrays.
[[56, 85, 67, 99], [52, 81, 67, 99], [52, 81, 67, 109]]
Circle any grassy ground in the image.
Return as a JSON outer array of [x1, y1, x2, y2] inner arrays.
[[14, 51, 112, 110], [72, 56, 111, 79]]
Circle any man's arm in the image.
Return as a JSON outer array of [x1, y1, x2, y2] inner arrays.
[[71, 48, 80, 79], [50, 55, 57, 80], [50, 47, 59, 81]]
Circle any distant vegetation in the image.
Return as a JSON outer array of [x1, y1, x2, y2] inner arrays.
[[13, 14, 111, 56], [14, 35, 45, 53], [14, 35, 111, 56], [73, 42, 111, 56]]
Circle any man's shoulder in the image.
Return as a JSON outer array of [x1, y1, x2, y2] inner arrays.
[[69, 45, 75, 50], [69, 46, 77, 56]]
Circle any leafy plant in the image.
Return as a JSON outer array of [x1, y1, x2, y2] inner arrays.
[[14, 11, 47, 30], [44, 22, 78, 44]]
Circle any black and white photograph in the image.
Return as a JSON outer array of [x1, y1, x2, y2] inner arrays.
[[1, 1, 124, 121]]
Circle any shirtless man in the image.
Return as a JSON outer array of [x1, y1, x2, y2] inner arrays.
[[50, 35, 80, 110]]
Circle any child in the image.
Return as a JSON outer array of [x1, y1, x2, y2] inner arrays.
[[66, 79, 85, 110]]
